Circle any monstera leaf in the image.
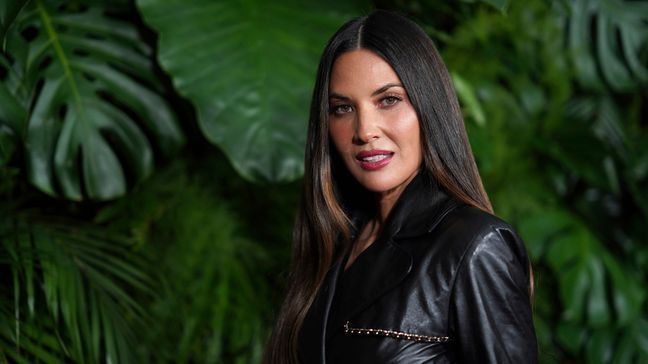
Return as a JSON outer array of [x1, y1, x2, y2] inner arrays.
[[0, 0, 184, 200], [520, 206, 646, 361], [567, 0, 648, 92], [136, 0, 368, 182]]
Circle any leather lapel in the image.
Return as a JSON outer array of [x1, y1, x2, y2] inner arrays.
[[326, 237, 412, 338]]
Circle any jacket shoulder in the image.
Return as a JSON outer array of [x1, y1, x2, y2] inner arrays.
[[409, 204, 532, 290], [442, 206, 537, 362], [442, 204, 517, 235], [436, 205, 528, 259]]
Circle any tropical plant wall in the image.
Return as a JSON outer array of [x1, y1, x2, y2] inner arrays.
[[0, 0, 645, 363]]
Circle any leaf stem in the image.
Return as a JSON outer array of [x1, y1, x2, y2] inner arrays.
[[36, 0, 84, 120]]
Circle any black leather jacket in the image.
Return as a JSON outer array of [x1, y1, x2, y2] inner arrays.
[[299, 174, 538, 363]]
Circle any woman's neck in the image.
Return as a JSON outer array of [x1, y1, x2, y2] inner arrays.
[[344, 173, 417, 271], [375, 172, 418, 223]]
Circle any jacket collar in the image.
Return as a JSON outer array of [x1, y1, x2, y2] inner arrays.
[[381, 171, 457, 241]]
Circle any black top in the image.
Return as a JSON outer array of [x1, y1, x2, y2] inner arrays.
[[298, 173, 538, 363]]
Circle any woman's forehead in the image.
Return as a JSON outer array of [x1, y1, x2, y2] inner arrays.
[[329, 49, 402, 96]]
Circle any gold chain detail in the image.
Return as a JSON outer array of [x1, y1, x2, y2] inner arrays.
[[343, 321, 450, 343]]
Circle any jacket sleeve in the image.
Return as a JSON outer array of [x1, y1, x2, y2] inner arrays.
[[449, 225, 538, 363]]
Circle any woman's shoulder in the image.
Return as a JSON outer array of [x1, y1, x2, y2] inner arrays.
[[429, 204, 530, 269], [439, 203, 522, 240], [439, 206, 537, 363], [439, 205, 529, 278], [443, 204, 517, 234]]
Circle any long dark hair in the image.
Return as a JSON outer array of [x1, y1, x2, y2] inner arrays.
[[263, 10, 492, 363]]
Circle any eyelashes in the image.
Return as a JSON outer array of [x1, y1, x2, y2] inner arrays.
[[330, 104, 354, 115], [380, 95, 402, 106], [329, 94, 404, 116]]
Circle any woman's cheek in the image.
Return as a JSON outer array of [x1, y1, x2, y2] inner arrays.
[[329, 122, 353, 153]]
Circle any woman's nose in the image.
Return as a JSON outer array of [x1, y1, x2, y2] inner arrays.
[[353, 107, 381, 144]]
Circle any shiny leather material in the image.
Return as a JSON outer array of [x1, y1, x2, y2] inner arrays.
[[299, 174, 538, 363]]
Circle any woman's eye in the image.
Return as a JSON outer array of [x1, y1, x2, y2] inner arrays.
[[331, 105, 353, 115], [381, 96, 401, 106]]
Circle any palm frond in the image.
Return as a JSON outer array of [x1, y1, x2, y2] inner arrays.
[[1, 211, 154, 363]]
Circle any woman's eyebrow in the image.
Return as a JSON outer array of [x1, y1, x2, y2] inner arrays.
[[329, 93, 349, 100], [329, 83, 404, 100], [372, 83, 403, 96]]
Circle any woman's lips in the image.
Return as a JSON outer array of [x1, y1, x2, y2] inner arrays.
[[356, 150, 394, 171]]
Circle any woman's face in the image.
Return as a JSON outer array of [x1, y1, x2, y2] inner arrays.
[[328, 49, 422, 195]]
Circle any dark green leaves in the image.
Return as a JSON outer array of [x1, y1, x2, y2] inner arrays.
[[461, 0, 510, 12], [1, 216, 154, 363], [137, 0, 368, 182], [439, 0, 646, 361], [0, 0, 28, 49], [0, 70, 25, 167], [567, 0, 648, 92], [1, 0, 184, 201], [0, 124, 15, 166]]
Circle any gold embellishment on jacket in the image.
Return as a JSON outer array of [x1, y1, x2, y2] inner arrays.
[[343, 321, 450, 343]]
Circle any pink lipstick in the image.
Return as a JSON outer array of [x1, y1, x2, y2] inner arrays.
[[356, 150, 394, 171]]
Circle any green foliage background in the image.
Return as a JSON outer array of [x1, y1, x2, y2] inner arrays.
[[1, 0, 646, 363]]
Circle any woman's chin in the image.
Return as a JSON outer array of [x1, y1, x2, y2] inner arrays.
[[352, 175, 411, 195]]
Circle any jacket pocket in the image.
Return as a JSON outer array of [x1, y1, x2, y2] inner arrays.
[[343, 321, 450, 343]]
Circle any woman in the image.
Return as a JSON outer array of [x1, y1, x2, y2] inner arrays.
[[264, 10, 537, 364]]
